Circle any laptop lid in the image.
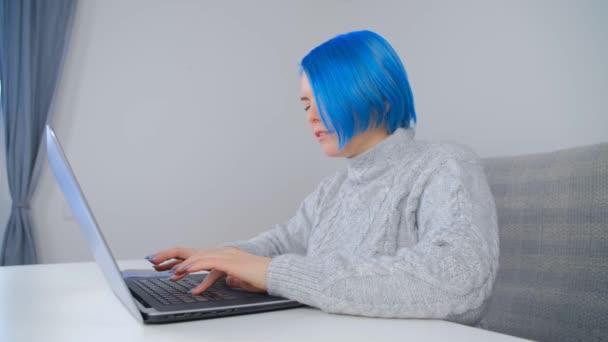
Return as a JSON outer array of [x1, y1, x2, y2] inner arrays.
[[45, 125, 144, 323], [45, 125, 302, 323]]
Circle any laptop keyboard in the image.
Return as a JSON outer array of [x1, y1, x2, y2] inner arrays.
[[133, 278, 237, 306]]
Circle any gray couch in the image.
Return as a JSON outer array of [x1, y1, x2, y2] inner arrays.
[[481, 143, 608, 341]]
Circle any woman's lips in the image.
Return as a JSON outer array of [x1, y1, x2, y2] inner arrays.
[[315, 131, 328, 140]]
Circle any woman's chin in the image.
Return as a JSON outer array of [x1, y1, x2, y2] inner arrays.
[[322, 146, 342, 157], [318, 137, 343, 157]]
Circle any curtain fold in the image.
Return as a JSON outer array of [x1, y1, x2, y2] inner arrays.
[[0, 0, 77, 265]]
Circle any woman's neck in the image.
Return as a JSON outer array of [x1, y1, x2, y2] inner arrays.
[[345, 126, 389, 158]]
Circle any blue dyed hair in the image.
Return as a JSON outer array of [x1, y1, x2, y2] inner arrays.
[[301, 30, 416, 149]]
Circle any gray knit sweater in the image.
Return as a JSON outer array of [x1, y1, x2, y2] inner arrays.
[[229, 128, 499, 325]]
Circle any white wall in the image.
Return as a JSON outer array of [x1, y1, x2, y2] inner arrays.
[[19, 0, 607, 263]]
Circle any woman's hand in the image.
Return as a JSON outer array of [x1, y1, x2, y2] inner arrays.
[[146, 247, 271, 295]]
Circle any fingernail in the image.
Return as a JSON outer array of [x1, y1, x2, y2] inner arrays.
[[144, 255, 156, 262], [182, 265, 191, 272], [170, 265, 179, 274]]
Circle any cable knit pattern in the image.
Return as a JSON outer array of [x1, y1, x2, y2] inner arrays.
[[228, 128, 499, 325]]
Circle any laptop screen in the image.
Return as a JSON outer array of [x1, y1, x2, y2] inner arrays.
[[45, 125, 143, 323]]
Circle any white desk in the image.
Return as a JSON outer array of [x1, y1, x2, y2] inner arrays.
[[1, 260, 529, 342]]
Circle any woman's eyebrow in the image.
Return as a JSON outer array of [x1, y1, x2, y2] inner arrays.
[[300, 96, 310, 101]]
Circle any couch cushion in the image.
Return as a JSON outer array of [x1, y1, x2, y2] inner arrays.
[[481, 143, 608, 342]]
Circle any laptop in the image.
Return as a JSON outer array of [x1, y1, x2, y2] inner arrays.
[[45, 125, 303, 324]]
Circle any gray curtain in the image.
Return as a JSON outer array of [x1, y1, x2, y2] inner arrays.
[[0, 0, 77, 265]]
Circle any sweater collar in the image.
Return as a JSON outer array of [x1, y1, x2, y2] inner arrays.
[[346, 128, 415, 182]]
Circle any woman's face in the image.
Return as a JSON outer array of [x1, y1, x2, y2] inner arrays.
[[300, 73, 342, 157], [300, 73, 388, 158]]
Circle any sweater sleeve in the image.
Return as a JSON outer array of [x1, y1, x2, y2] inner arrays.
[[224, 178, 327, 258], [265, 156, 499, 324]]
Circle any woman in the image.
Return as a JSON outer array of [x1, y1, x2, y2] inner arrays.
[[146, 30, 499, 325]]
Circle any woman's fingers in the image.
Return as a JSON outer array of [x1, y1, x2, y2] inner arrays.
[[225, 276, 241, 288], [189, 270, 226, 296], [145, 247, 195, 265], [153, 259, 182, 272], [174, 252, 227, 275], [156, 247, 269, 292], [160, 249, 269, 295], [169, 272, 188, 282], [169, 256, 217, 281]]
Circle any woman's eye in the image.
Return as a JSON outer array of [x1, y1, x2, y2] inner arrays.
[[304, 105, 311, 111]]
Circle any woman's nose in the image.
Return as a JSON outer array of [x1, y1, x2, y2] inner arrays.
[[307, 110, 320, 124]]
